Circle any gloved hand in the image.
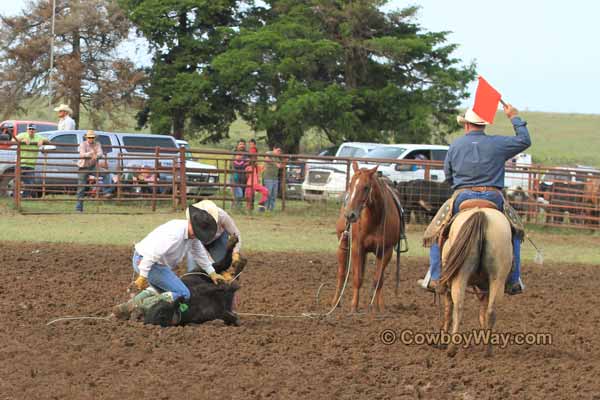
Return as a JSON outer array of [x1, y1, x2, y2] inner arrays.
[[221, 271, 234, 282], [134, 275, 148, 290], [231, 252, 247, 272], [209, 272, 226, 284]]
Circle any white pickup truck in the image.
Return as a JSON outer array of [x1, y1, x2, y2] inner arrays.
[[301, 142, 379, 201]]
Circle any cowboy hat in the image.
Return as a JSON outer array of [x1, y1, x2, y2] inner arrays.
[[186, 202, 218, 243], [84, 130, 96, 138], [456, 108, 489, 126], [54, 104, 73, 114], [190, 200, 220, 224]]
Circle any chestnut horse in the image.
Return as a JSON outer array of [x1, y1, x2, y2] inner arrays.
[[332, 161, 404, 313]]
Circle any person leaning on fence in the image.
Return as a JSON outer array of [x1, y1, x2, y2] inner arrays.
[[186, 200, 247, 278], [54, 104, 76, 130], [231, 139, 249, 208], [75, 130, 113, 212], [14, 123, 49, 198], [263, 146, 284, 211], [112, 204, 227, 320], [417, 104, 531, 295]]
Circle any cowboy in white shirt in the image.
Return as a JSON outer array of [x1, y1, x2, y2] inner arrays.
[[113, 204, 226, 320], [54, 104, 76, 130]]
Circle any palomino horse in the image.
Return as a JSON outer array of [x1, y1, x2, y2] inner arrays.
[[332, 161, 404, 313], [439, 206, 512, 357]]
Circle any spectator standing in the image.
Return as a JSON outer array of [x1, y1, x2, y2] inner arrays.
[[231, 139, 249, 208], [54, 104, 76, 130], [75, 130, 112, 211], [14, 123, 49, 197], [248, 138, 258, 154], [245, 153, 268, 211], [263, 146, 283, 211]]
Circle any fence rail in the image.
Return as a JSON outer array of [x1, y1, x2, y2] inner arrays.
[[1, 140, 599, 229]]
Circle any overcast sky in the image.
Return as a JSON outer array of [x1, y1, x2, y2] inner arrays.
[[2, 0, 598, 114]]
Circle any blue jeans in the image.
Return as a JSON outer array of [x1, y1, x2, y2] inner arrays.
[[264, 179, 279, 211], [21, 169, 35, 198], [187, 232, 228, 272], [428, 190, 521, 285], [132, 251, 190, 301]]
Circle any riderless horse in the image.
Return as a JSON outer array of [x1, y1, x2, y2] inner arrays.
[[332, 161, 405, 313]]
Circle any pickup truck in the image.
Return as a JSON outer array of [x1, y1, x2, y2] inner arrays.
[[301, 142, 379, 201], [0, 131, 219, 197]]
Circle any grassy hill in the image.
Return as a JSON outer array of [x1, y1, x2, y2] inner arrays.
[[10, 103, 599, 167], [469, 111, 600, 167]]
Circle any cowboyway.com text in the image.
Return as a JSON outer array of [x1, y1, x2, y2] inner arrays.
[[379, 329, 553, 348]]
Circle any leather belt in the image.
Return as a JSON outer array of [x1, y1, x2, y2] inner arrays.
[[459, 186, 502, 193]]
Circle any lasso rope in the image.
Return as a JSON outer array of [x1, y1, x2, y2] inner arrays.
[[46, 315, 113, 326]]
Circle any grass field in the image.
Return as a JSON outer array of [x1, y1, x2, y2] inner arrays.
[[2, 198, 598, 265]]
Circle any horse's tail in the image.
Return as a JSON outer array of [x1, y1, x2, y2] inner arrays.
[[438, 210, 487, 291]]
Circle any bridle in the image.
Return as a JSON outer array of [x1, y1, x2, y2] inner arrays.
[[344, 172, 376, 223]]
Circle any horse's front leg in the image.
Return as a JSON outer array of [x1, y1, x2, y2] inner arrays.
[[350, 247, 365, 313], [332, 232, 349, 308], [373, 248, 393, 313]]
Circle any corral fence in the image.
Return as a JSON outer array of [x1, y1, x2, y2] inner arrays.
[[1, 141, 599, 229]]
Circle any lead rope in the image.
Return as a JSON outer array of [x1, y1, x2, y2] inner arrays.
[[239, 222, 354, 319]]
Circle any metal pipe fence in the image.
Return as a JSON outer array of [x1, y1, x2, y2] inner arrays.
[[1, 140, 599, 229]]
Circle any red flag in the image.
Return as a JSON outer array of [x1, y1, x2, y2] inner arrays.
[[473, 76, 502, 124]]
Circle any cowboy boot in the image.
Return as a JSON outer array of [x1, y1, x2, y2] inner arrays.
[[112, 288, 157, 320]]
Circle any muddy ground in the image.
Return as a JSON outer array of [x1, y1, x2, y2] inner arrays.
[[0, 242, 599, 399]]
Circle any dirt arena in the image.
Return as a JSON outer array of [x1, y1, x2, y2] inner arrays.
[[1, 242, 599, 399]]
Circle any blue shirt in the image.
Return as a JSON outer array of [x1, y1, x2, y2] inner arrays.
[[444, 117, 531, 189]]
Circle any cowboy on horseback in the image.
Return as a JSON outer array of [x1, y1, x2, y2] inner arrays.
[[418, 102, 531, 295]]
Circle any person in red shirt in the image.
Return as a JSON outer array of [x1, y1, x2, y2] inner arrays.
[[248, 138, 258, 154], [244, 154, 268, 211]]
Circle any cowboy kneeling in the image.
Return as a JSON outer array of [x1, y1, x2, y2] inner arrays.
[[113, 204, 227, 320], [418, 103, 530, 295]]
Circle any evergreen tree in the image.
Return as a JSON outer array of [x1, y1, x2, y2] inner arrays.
[[213, 1, 475, 152], [120, 0, 240, 139]]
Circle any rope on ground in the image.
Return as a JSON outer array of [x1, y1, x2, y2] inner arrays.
[[46, 315, 113, 326], [239, 224, 354, 320]]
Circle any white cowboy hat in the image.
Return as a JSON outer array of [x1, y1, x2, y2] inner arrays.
[[187, 200, 220, 225], [54, 104, 73, 114], [456, 108, 489, 125]]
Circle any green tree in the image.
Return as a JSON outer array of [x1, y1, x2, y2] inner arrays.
[[213, 0, 475, 152], [0, 0, 145, 128], [120, 0, 240, 139]]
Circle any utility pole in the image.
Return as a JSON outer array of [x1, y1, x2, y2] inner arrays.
[[48, 0, 56, 117]]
